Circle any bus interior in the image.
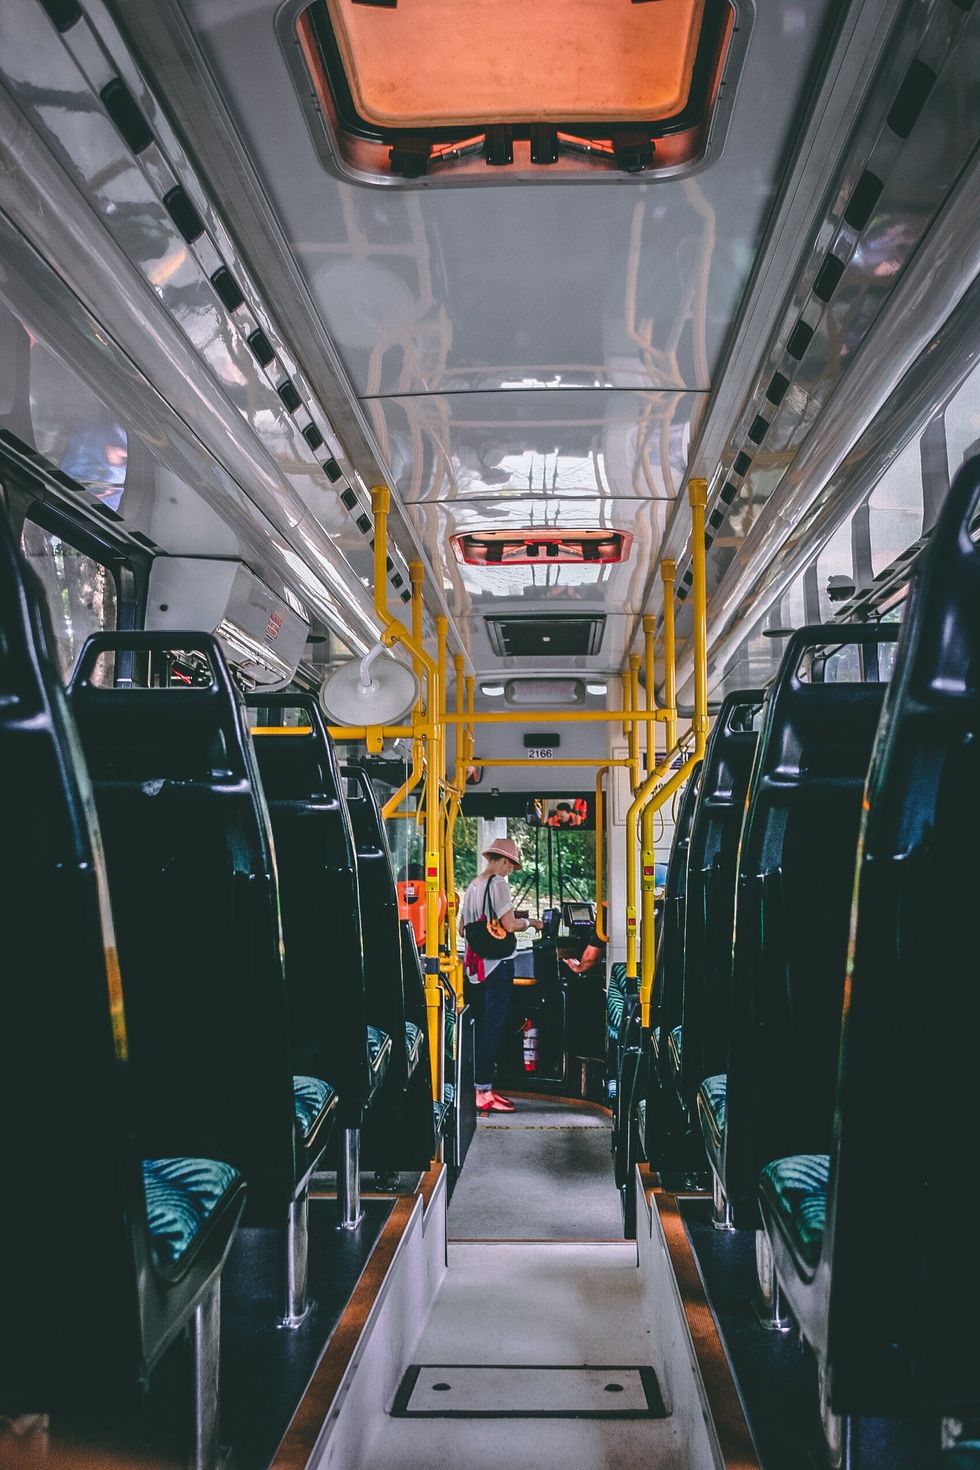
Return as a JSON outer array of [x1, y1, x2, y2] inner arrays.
[[0, 1, 978, 1468]]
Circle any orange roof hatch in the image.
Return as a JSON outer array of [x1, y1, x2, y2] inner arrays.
[[293, 0, 740, 182]]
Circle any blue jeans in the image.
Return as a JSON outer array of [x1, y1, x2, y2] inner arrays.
[[465, 958, 515, 1088]]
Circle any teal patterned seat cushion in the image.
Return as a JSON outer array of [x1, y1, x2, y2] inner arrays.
[[405, 1020, 423, 1068], [944, 1444, 980, 1469], [696, 1073, 728, 1154], [759, 1154, 829, 1271], [445, 1005, 457, 1060], [607, 962, 627, 1040], [293, 1075, 335, 1139], [444, 1079, 456, 1104], [667, 1024, 683, 1073], [651, 1025, 661, 1058], [637, 1097, 647, 1149], [143, 1156, 241, 1270]]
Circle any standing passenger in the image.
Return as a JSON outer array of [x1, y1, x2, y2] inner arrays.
[[460, 837, 543, 1113]]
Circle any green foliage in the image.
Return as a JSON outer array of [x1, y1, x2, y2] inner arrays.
[[449, 813, 596, 915], [453, 814, 479, 893]]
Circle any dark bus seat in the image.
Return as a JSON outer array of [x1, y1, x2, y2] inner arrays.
[[343, 764, 436, 1171], [68, 631, 335, 1327], [760, 456, 980, 1427], [0, 523, 245, 1465], [701, 622, 898, 1230], [650, 761, 703, 1082], [246, 693, 383, 1228], [399, 919, 430, 1082], [679, 691, 764, 1119], [398, 919, 439, 1161], [444, 997, 477, 1178]]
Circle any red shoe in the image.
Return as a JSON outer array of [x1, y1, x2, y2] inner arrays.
[[476, 1092, 516, 1114]]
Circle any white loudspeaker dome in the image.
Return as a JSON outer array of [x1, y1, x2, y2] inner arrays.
[[318, 644, 419, 728]]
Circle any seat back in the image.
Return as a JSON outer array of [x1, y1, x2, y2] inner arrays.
[[679, 691, 764, 1105], [399, 918, 430, 1043], [722, 623, 898, 1218], [247, 695, 371, 1119], [826, 456, 980, 1411], [0, 520, 151, 1400], [69, 632, 296, 1222], [650, 761, 702, 1052], [342, 763, 409, 1091]]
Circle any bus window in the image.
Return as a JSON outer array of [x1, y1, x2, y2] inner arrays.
[[868, 436, 924, 579], [19, 520, 117, 684]]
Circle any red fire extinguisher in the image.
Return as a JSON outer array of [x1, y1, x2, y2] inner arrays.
[[522, 1018, 538, 1073]]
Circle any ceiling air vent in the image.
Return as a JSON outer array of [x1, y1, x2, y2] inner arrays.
[[485, 615, 605, 658], [453, 529, 631, 566]]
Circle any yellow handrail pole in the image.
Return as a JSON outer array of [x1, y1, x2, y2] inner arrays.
[[661, 559, 678, 762], [621, 671, 631, 742], [469, 757, 633, 768], [381, 561, 426, 818], [424, 613, 448, 1103], [643, 615, 656, 781], [465, 676, 475, 768], [439, 708, 665, 725], [327, 724, 416, 741], [453, 655, 465, 791], [380, 744, 421, 820], [629, 654, 641, 792], [443, 653, 467, 1005], [627, 481, 709, 1023], [594, 766, 609, 943], [639, 617, 658, 999], [370, 486, 442, 1106]]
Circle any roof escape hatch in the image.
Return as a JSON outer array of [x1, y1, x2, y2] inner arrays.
[[293, 0, 739, 183]]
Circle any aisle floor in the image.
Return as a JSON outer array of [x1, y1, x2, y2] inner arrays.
[[362, 1099, 685, 1470], [447, 1097, 624, 1241]]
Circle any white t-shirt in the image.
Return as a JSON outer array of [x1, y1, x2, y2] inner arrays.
[[460, 873, 514, 978]]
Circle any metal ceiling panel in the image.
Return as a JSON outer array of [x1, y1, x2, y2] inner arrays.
[[365, 388, 701, 504], [180, 0, 837, 401]]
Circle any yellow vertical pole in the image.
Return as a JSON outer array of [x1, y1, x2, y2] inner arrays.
[[633, 484, 708, 1026], [370, 488, 443, 1107], [689, 484, 710, 749], [443, 653, 466, 1005], [423, 616, 448, 1105], [623, 663, 638, 979], [661, 559, 677, 762], [594, 766, 608, 943], [640, 617, 658, 1002], [643, 615, 656, 780], [629, 654, 641, 793]]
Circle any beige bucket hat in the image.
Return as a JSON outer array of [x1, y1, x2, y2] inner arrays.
[[482, 836, 522, 868]]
